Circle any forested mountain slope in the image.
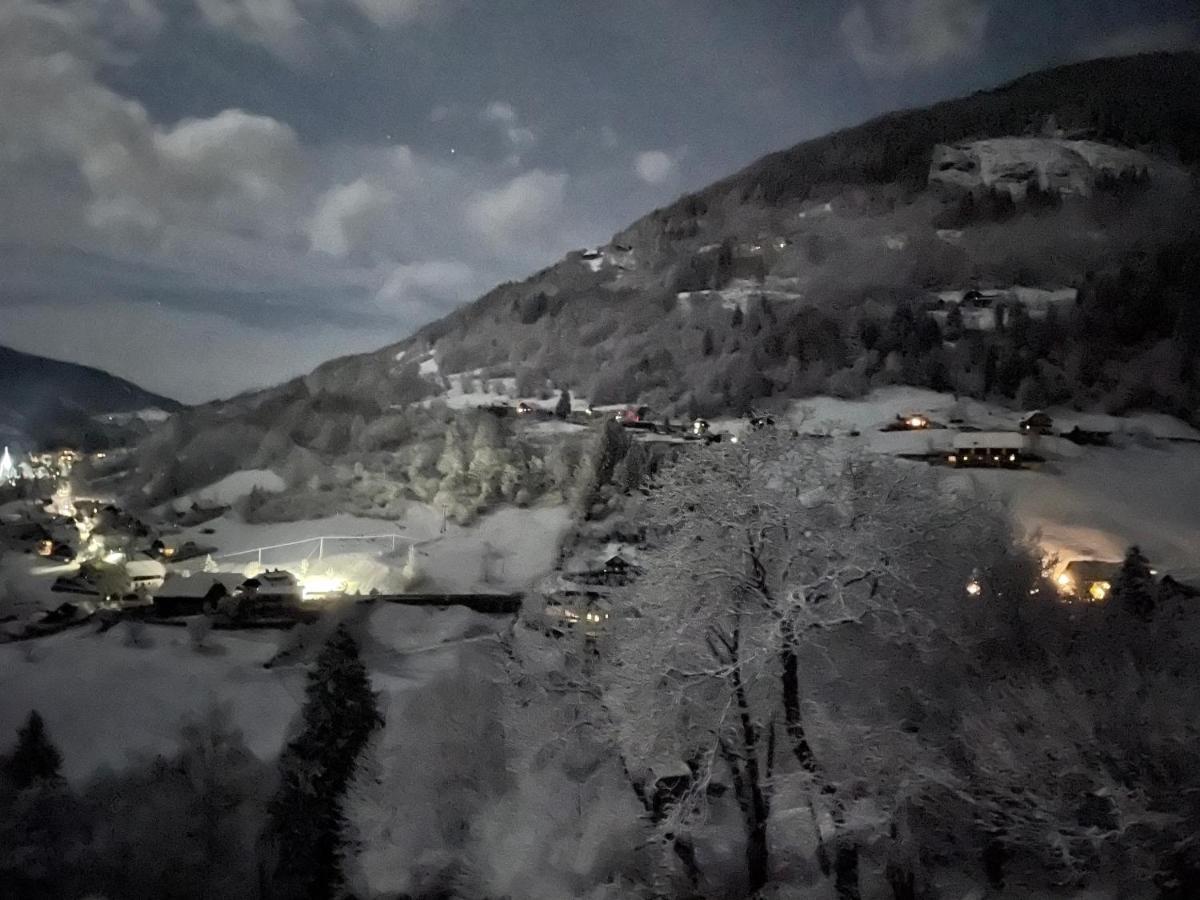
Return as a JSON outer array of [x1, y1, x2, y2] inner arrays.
[[120, 52, 1200, 508], [0, 345, 180, 450]]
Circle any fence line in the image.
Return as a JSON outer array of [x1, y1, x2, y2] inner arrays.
[[216, 533, 418, 565]]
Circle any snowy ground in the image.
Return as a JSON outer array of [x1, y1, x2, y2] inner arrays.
[[0, 604, 510, 782], [0, 554, 81, 621], [0, 622, 299, 782], [712, 387, 1200, 583], [165, 468, 285, 511], [168, 504, 571, 595]]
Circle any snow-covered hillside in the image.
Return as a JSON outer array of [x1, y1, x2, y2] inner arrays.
[[719, 388, 1200, 583], [929, 137, 1171, 198]]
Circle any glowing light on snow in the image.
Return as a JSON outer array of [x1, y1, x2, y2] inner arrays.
[[0, 446, 13, 481], [301, 575, 347, 600], [965, 579, 982, 597]]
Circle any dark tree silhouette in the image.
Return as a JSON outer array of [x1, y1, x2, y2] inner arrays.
[[554, 388, 571, 420], [266, 626, 382, 899], [4, 712, 62, 790], [1113, 545, 1157, 622]]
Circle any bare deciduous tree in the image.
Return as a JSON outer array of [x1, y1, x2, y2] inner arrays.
[[600, 429, 1009, 896]]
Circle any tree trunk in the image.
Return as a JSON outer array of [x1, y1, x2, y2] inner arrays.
[[983, 834, 1008, 890], [781, 622, 861, 895], [886, 859, 917, 900], [719, 644, 773, 897], [835, 842, 862, 900], [672, 835, 702, 890], [746, 817, 770, 895]]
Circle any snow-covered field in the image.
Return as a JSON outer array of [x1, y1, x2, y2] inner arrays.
[[0, 604, 510, 781], [0, 622, 299, 782], [169, 504, 571, 594], [166, 468, 285, 511]]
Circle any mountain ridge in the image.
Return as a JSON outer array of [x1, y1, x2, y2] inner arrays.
[[0, 344, 181, 450], [119, 51, 1200, 508]]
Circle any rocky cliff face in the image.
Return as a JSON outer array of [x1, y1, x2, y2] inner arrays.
[[929, 137, 1164, 199]]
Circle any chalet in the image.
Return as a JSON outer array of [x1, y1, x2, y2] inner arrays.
[[1056, 559, 1123, 602], [125, 558, 167, 596], [542, 590, 610, 637], [601, 553, 641, 585], [961, 289, 997, 307], [884, 412, 934, 432], [1020, 411, 1054, 435], [236, 569, 302, 608], [516, 401, 536, 416], [950, 432, 1028, 468], [749, 415, 776, 430], [617, 406, 655, 429]]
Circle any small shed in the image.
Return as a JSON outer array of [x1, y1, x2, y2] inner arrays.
[[951, 432, 1028, 468], [1057, 559, 1123, 602], [238, 569, 302, 606], [884, 412, 932, 432], [1020, 411, 1054, 435], [125, 558, 167, 594]]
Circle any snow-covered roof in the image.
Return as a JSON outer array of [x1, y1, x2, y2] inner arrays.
[[953, 432, 1028, 450]]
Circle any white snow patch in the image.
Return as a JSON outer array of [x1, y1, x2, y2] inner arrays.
[[170, 469, 285, 511], [0, 625, 299, 782]]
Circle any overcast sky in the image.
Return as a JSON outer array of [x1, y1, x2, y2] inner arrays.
[[1, 0, 1196, 402]]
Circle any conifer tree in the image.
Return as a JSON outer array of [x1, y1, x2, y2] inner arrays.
[[0, 711, 72, 898], [1113, 545, 1157, 622], [554, 388, 571, 420], [4, 711, 62, 790], [266, 626, 382, 899]]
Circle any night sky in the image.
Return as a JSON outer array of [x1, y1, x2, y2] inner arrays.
[[1, 0, 1196, 402]]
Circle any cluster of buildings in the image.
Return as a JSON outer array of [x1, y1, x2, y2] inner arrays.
[[884, 408, 1108, 470], [0, 446, 84, 482]]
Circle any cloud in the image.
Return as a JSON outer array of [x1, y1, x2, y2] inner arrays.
[[1082, 20, 1200, 60], [193, 0, 311, 62], [634, 150, 677, 185], [0, 2, 304, 247], [307, 178, 395, 257], [480, 100, 537, 163], [483, 100, 518, 124], [376, 259, 475, 311], [349, 0, 457, 28], [465, 169, 568, 248], [841, 0, 990, 75], [194, 0, 464, 62], [0, 1, 616, 400]]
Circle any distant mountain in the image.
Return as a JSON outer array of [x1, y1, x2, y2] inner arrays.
[[123, 52, 1200, 507], [0, 345, 181, 450]]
